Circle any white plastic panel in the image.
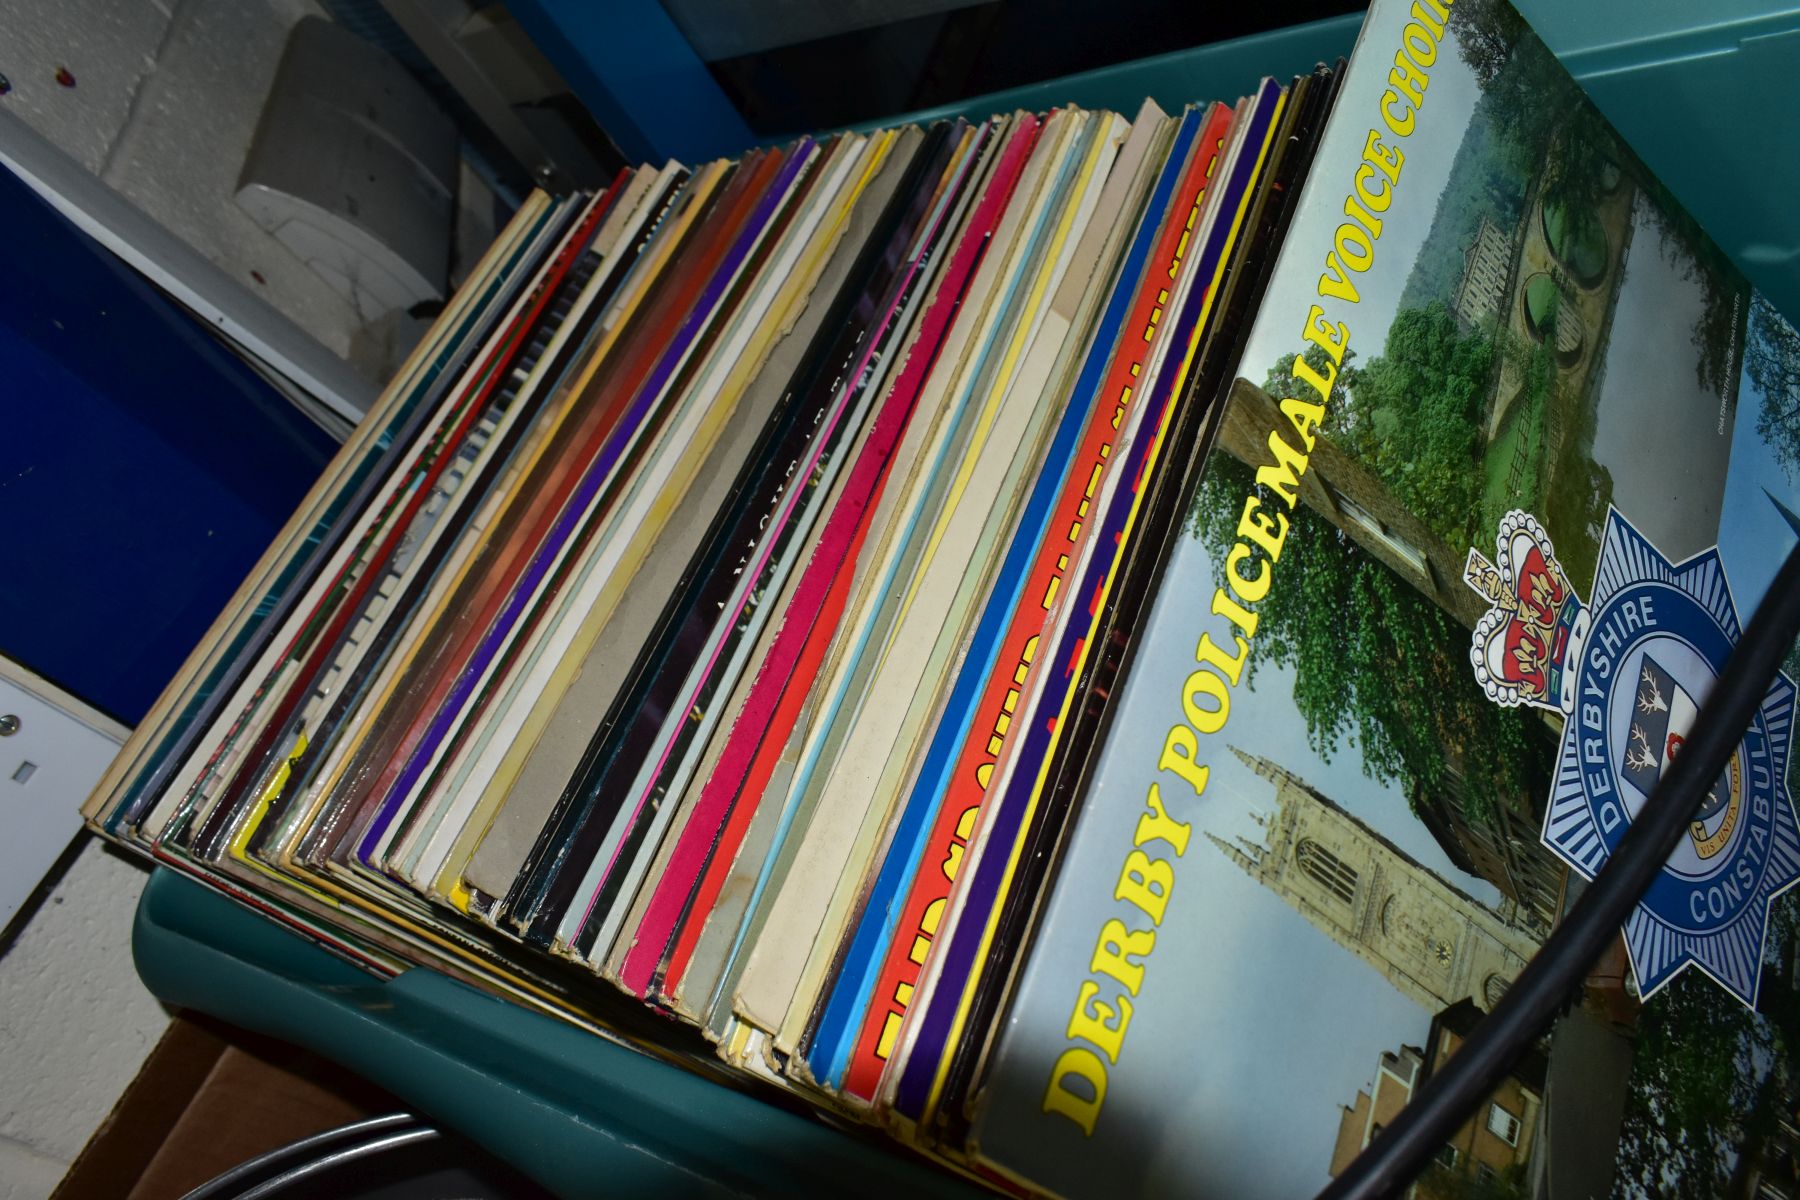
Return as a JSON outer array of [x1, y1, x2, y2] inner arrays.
[[0, 669, 123, 933]]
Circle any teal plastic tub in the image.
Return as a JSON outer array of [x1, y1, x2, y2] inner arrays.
[[127, 7, 1800, 1194]]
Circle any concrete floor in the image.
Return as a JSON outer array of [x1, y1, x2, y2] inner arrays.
[[0, 840, 167, 1200]]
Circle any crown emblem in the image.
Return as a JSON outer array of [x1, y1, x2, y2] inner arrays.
[[1464, 510, 1589, 713]]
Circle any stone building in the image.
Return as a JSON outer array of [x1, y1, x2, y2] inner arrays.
[[1422, 1000, 1545, 1192], [1330, 1042, 1426, 1178], [1329, 999, 1546, 1196], [1452, 215, 1514, 331], [1735, 1110, 1800, 1199], [1213, 379, 1572, 932], [1411, 770, 1567, 937], [1214, 378, 1487, 630], [1208, 749, 1541, 1014]]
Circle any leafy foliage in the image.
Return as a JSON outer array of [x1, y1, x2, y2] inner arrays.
[[1188, 303, 1520, 821], [1612, 897, 1800, 1199], [1449, 0, 1748, 399], [1537, 349, 1613, 590], [1263, 343, 1359, 430], [1332, 303, 1496, 545], [1447, 0, 1619, 235], [1613, 972, 1768, 1197], [1419, 1161, 1529, 1200], [1398, 110, 1525, 313], [1189, 451, 1533, 824], [1750, 291, 1800, 481]]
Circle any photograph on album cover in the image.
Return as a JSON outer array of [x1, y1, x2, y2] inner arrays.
[[971, 0, 1800, 1196]]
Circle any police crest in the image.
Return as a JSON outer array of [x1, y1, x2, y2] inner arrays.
[[1466, 508, 1800, 1006]]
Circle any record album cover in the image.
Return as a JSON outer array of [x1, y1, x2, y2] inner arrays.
[[971, 0, 1800, 1195]]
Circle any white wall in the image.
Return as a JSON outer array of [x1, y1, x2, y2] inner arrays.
[[0, 839, 168, 1200], [0, 0, 379, 369]]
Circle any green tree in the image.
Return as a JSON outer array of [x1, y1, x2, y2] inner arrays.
[[1332, 303, 1495, 545], [1445, 0, 1523, 88], [1263, 344, 1359, 426], [1603, 621, 1800, 1200], [1189, 309, 1524, 822], [1451, 0, 1747, 401], [1612, 898, 1800, 1200], [1749, 291, 1800, 481], [1397, 108, 1526, 312], [1447, 0, 1619, 232], [1419, 1161, 1529, 1200], [1189, 451, 1534, 824], [1539, 376, 1613, 590], [1613, 972, 1767, 1198]]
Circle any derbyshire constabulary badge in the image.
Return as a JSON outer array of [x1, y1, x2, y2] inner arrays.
[[1465, 508, 1800, 1005]]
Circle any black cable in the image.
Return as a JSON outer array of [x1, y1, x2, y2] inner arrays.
[[1319, 538, 1800, 1200]]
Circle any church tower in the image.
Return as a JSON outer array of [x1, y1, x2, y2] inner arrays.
[[1209, 748, 1541, 1013]]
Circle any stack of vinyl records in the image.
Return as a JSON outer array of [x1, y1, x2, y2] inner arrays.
[[86, 0, 1800, 1192]]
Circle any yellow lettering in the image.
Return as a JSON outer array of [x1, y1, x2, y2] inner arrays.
[[1403, 21, 1439, 66], [1304, 305, 1350, 363], [1363, 128, 1403, 185], [1137, 783, 1192, 856], [1237, 494, 1290, 564], [1212, 585, 1260, 640], [1344, 192, 1384, 240], [1334, 221, 1375, 272], [876, 1012, 902, 1059], [921, 896, 945, 935], [1255, 428, 1312, 507], [1043, 1047, 1108, 1135], [1280, 394, 1327, 452], [1092, 918, 1155, 994], [1067, 981, 1134, 1063], [1117, 850, 1175, 924], [1381, 90, 1416, 138], [1409, 0, 1445, 40], [1353, 161, 1393, 213], [1181, 664, 1232, 734], [956, 805, 978, 839], [1292, 353, 1337, 406], [1195, 629, 1249, 687], [1319, 251, 1363, 303], [1045, 54, 1440, 1116], [1390, 49, 1429, 105], [942, 822, 966, 873], [1225, 543, 1271, 605], [1157, 724, 1210, 798]]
